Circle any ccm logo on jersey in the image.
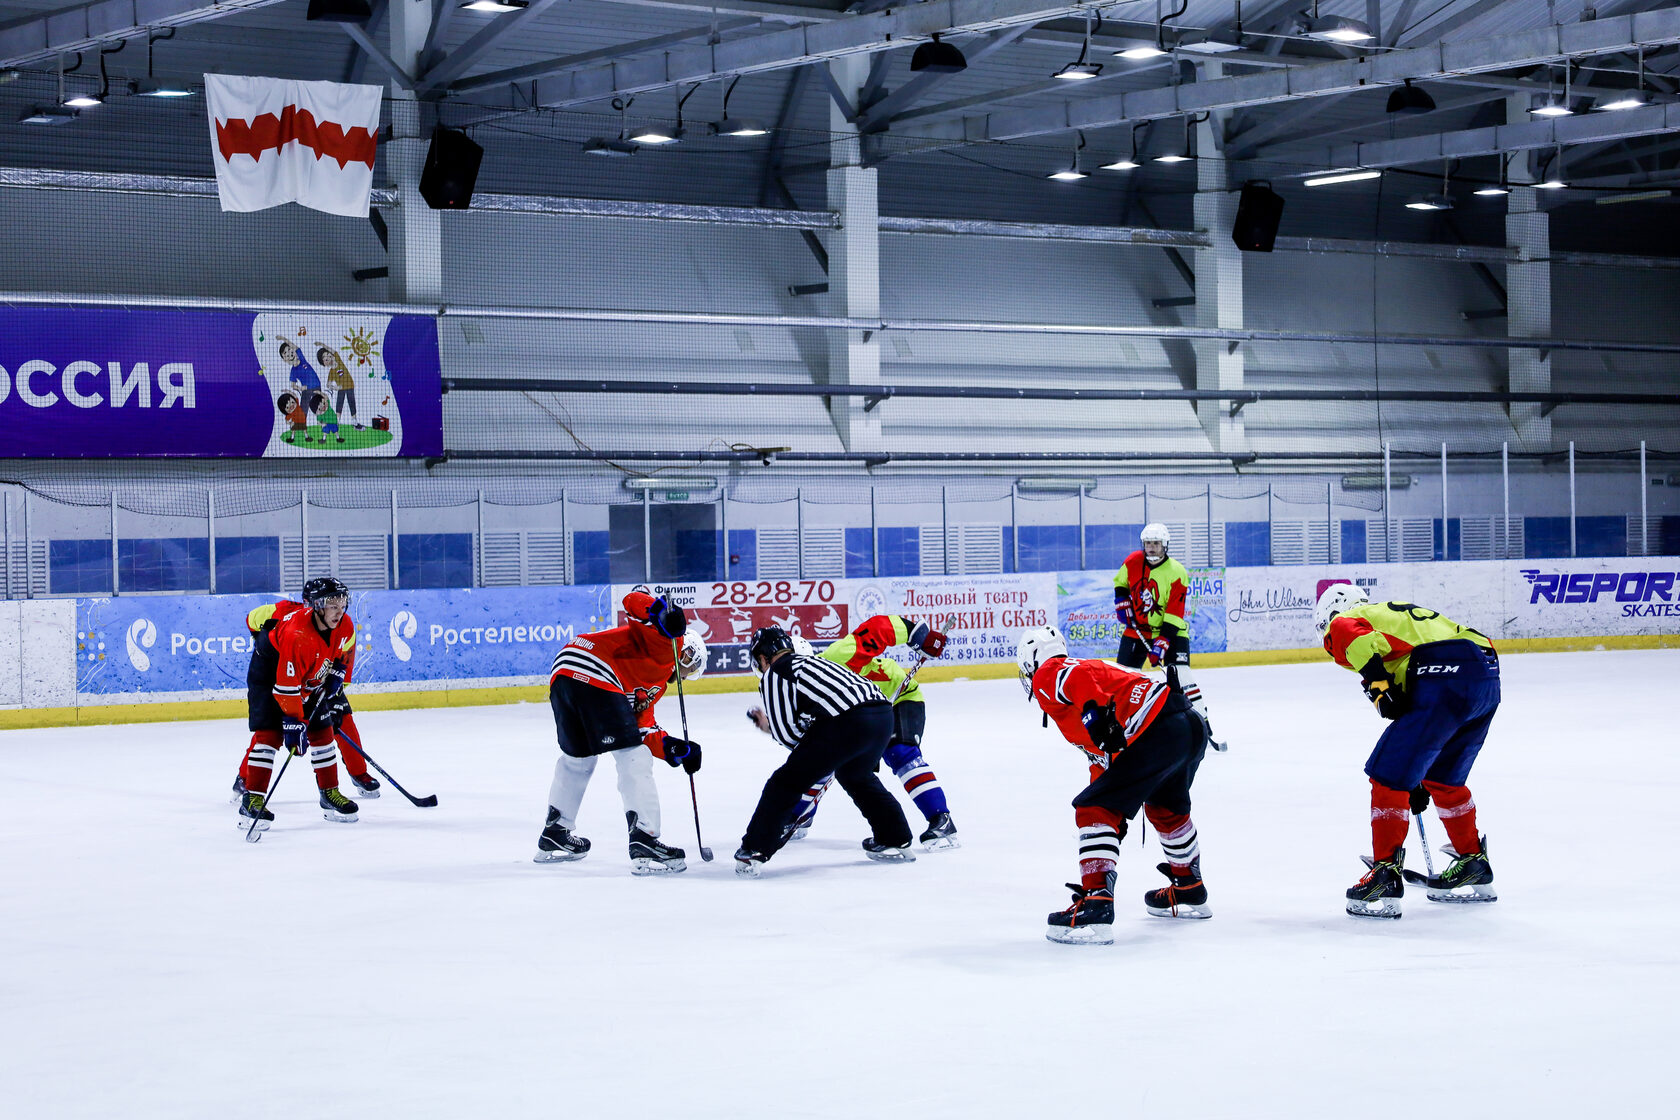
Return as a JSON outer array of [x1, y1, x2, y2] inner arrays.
[[1416, 664, 1460, 674]]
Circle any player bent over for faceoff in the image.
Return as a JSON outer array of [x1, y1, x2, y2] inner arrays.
[[536, 588, 699, 874], [775, 614, 958, 850], [1114, 523, 1224, 750], [1017, 626, 1212, 945], [235, 577, 363, 832], [1315, 584, 1500, 919], [735, 626, 915, 877], [232, 598, 378, 807]]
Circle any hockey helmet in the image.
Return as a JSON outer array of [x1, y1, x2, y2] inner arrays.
[[1140, 523, 1171, 562], [791, 633, 815, 658], [749, 625, 795, 676], [302, 576, 349, 608], [1313, 582, 1369, 637], [677, 630, 709, 681], [1015, 625, 1068, 699]]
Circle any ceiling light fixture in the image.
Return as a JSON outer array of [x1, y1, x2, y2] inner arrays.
[[1055, 12, 1104, 80], [629, 83, 698, 145], [1306, 2, 1373, 43], [306, 0, 374, 21], [1473, 153, 1510, 196], [459, 0, 527, 10], [713, 76, 768, 136], [911, 31, 968, 74], [583, 137, 638, 156], [1015, 477, 1097, 493], [1531, 61, 1574, 116], [1154, 114, 1197, 163], [623, 476, 721, 494], [1049, 131, 1090, 180], [1535, 145, 1567, 189], [1406, 160, 1454, 210], [1386, 79, 1436, 115], [1303, 168, 1382, 186], [18, 105, 79, 124], [1597, 47, 1649, 110], [1101, 123, 1147, 170], [132, 29, 192, 97]]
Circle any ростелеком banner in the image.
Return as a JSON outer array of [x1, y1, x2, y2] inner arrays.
[[0, 306, 441, 457]]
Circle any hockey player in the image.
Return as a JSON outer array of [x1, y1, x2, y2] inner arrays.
[[235, 577, 363, 832], [231, 598, 378, 806], [1017, 625, 1212, 945], [1314, 585, 1500, 918], [780, 614, 957, 850], [535, 588, 699, 875], [735, 626, 915, 877], [1113, 524, 1220, 747]]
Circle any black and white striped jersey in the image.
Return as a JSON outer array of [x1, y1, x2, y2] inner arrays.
[[757, 653, 884, 748]]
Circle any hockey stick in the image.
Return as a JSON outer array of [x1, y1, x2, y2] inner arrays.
[[670, 638, 714, 862], [245, 749, 294, 844], [887, 613, 956, 703], [1401, 811, 1437, 886], [333, 725, 439, 808]]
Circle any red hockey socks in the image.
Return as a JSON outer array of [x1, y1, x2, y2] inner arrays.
[[245, 731, 281, 794], [1144, 805, 1200, 875], [336, 713, 369, 780], [1369, 780, 1411, 863], [1423, 781, 1481, 854], [1075, 806, 1124, 891]]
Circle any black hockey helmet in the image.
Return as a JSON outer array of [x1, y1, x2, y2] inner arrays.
[[749, 625, 795, 664], [303, 576, 350, 607]]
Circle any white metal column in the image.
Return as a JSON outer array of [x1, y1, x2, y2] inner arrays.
[[1506, 95, 1552, 450], [388, 0, 443, 305], [1192, 75, 1247, 454], [824, 54, 882, 453]]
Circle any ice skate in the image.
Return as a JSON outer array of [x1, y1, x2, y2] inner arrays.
[[348, 772, 381, 799], [319, 787, 359, 823], [918, 812, 960, 851], [862, 837, 917, 863], [237, 791, 273, 833], [783, 806, 816, 844], [1346, 850, 1406, 919], [534, 807, 590, 863], [1047, 875, 1116, 945], [1144, 859, 1212, 919], [734, 847, 767, 878], [229, 776, 246, 805], [1426, 837, 1497, 904], [627, 812, 686, 875]]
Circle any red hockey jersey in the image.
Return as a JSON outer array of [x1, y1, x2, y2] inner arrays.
[[548, 590, 677, 698], [265, 603, 358, 721], [1030, 655, 1171, 776]]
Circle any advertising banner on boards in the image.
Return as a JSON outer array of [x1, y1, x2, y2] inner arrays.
[[1056, 568, 1227, 660]]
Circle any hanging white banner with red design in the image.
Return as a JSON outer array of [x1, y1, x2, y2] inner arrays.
[[204, 75, 381, 217]]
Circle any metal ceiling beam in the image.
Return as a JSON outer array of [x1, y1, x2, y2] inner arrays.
[[419, 0, 571, 90], [1397, 0, 1511, 48], [1315, 100, 1680, 172], [0, 0, 291, 68], [571, 0, 842, 20], [896, 7, 1680, 144], [464, 0, 1121, 110], [341, 21, 416, 89], [446, 15, 766, 92]]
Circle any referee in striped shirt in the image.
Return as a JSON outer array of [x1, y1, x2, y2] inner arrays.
[[736, 626, 915, 876]]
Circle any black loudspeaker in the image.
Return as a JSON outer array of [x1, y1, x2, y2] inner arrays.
[[1232, 182, 1285, 252], [419, 127, 483, 210]]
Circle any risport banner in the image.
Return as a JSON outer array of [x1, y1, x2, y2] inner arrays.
[[1056, 568, 1227, 660], [612, 574, 1058, 675], [1224, 557, 1680, 651], [0, 306, 442, 457], [76, 584, 612, 696]]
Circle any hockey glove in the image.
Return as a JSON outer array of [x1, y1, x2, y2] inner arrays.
[[322, 658, 349, 697], [1409, 786, 1431, 816], [281, 717, 307, 756], [907, 621, 949, 658], [1113, 588, 1133, 629], [1363, 678, 1405, 720], [645, 597, 688, 639], [1080, 700, 1124, 754], [663, 737, 703, 775], [1148, 637, 1171, 667], [311, 691, 352, 731]]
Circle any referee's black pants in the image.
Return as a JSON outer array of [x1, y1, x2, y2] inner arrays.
[[742, 700, 911, 857]]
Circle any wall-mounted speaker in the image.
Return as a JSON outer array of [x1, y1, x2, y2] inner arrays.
[[1232, 182, 1285, 253], [419, 127, 483, 210]]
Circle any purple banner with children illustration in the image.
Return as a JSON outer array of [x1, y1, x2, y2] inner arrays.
[[0, 306, 442, 457]]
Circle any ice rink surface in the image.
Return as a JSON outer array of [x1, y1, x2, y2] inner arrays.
[[3, 649, 1676, 1120]]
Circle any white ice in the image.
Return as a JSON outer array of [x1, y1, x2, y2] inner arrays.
[[3, 650, 1676, 1120]]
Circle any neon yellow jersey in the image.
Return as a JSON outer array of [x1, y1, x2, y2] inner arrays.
[[821, 639, 919, 704], [1324, 601, 1494, 685], [1113, 552, 1190, 637]]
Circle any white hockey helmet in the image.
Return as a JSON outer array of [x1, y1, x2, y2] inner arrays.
[[677, 630, 708, 681], [792, 633, 815, 658], [1015, 625, 1068, 699], [1140, 523, 1171, 557], [1313, 582, 1369, 637]]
